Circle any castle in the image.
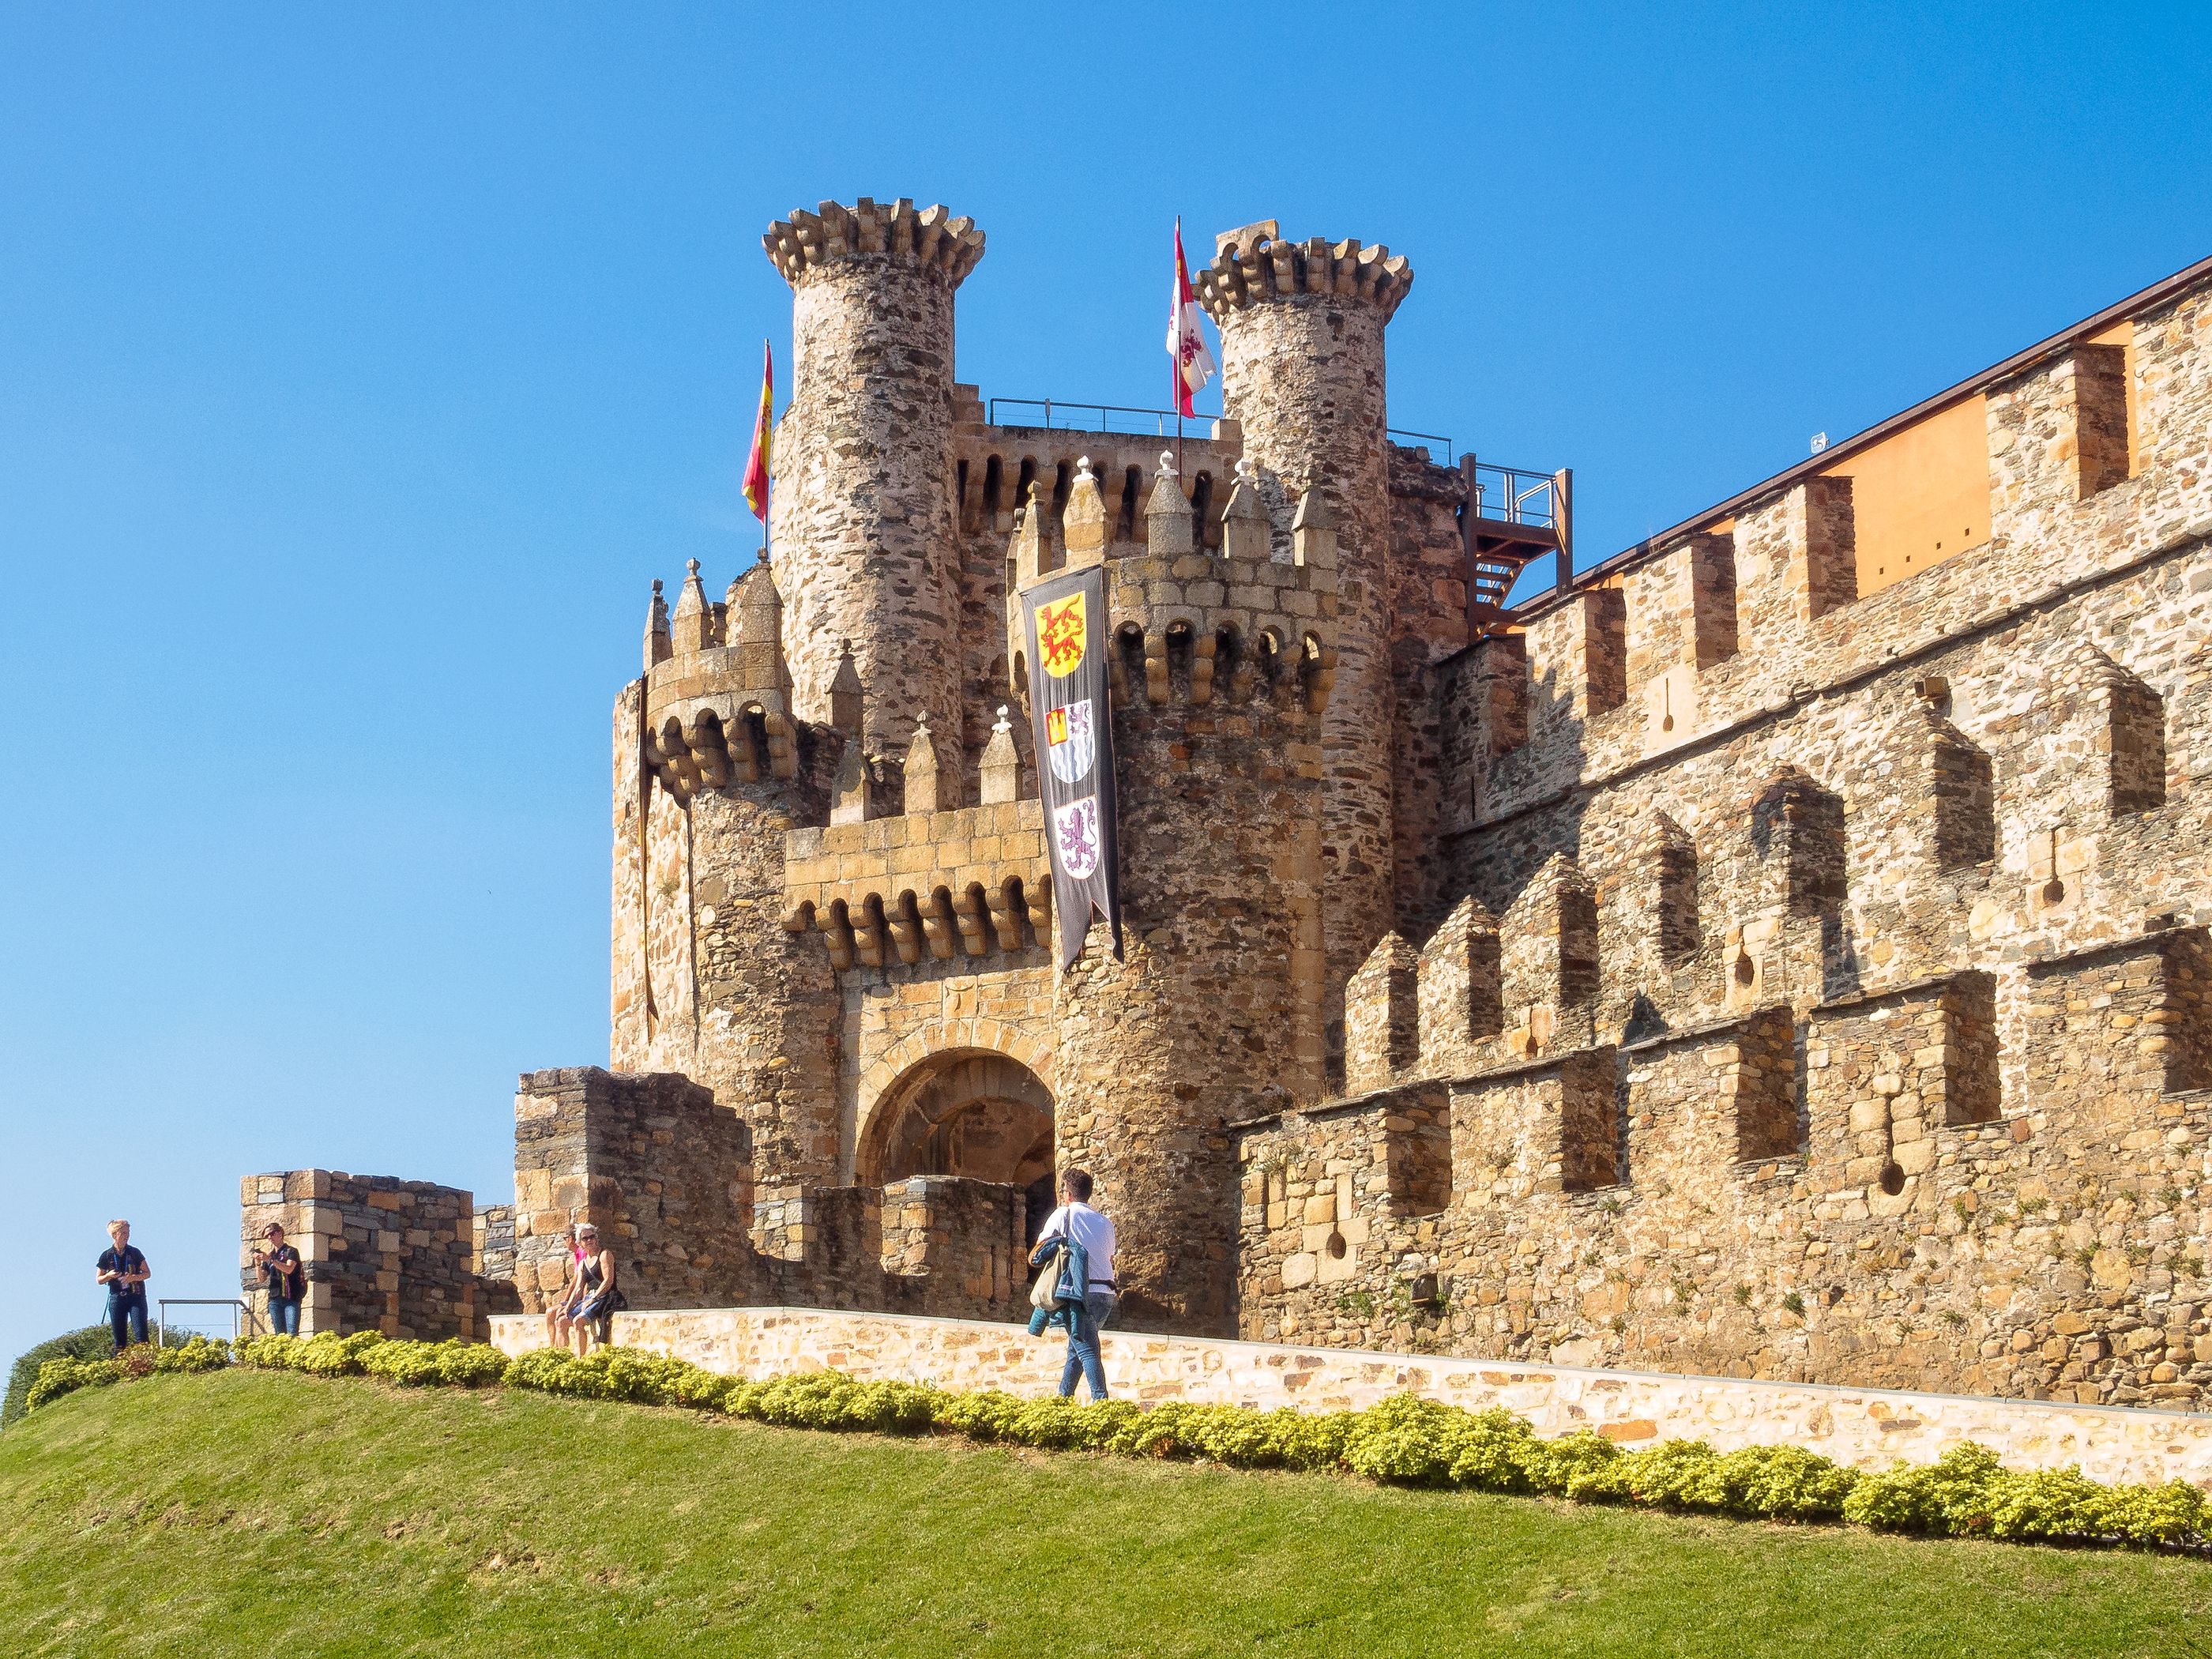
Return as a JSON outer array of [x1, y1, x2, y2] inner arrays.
[[244, 199, 2212, 1414]]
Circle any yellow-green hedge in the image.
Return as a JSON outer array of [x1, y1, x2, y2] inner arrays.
[[24, 1332, 2207, 1551]]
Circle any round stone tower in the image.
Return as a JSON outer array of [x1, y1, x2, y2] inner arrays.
[[1196, 226, 1413, 1074], [764, 197, 986, 772], [1033, 459, 1336, 1335]]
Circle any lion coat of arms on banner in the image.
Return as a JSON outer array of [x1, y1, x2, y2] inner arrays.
[[1051, 796, 1103, 880]]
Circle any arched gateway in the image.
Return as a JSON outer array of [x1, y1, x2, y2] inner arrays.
[[855, 1025, 1057, 1233]]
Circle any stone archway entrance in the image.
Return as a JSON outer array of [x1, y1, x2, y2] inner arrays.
[[856, 1049, 1056, 1236]]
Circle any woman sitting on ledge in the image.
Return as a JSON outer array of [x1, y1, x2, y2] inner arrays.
[[564, 1224, 621, 1357]]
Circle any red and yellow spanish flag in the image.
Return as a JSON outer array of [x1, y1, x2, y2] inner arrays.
[[742, 340, 773, 522]]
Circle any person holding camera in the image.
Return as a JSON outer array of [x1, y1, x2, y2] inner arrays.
[[251, 1221, 306, 1335], [95, 1219, 151, 1353]]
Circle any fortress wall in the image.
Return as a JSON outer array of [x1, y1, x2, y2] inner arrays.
[[495, 1067, 1034, 1327], [1237, 932, 2212, 1409], [1386, 446, 1473, 933], [239, 1171, 479, 1341], [1445, 274, 2212, 859], [1234, 269, 2212, 1405], [1433, 541, 2212, 1069], [510, 1067, 759, 1315]]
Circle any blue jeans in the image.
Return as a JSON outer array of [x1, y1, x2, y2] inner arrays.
[[267, 1296, 301, 1337], [1059, 1289, 1116, 1401], [108, 1291, 147, 1352]]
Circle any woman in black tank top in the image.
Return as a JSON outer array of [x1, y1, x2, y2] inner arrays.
[[566, 1224, 619, 1358]]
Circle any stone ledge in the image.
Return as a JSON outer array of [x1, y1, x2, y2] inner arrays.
[[487, 1306, 2212, 1487]]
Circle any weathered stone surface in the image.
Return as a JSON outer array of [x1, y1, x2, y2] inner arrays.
[[240, 1172, 480, 1341]]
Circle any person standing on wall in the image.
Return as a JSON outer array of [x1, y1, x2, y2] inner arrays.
[[95, 1219, 150, 1354], [251, 1221, 306, 1336], [1029, 1169, 1118, 1401]]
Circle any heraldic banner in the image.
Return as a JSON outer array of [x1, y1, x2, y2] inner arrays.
[[1021, 565, 1123, 968]]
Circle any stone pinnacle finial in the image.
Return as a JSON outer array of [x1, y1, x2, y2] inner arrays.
[[1063, 458, 1108, 569], [1222, 457, 1270, 562], [645, 577, 672, 671], [830, 638, 863, 736], [1144, 456, 1195, 559], [979, 705, 1021, 804], [672, 558, 713, 655], [903, 713, 946, 814], [1157, 450, 1178, 479]]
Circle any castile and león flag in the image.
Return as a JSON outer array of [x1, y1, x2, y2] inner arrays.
[[1168, 218, 1216, 417]]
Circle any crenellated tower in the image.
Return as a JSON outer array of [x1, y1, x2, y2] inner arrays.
[[1195, 224, 1414, 1078], [611, 554, 845, 1198], [1015, 456, 1337, 1334], [764, 198, 986, 776]]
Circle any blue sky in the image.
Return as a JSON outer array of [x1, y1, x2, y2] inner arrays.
[[2, 2, 2206, 1373]]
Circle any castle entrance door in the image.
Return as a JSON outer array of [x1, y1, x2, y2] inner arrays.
[[856, 1051, 1056, 1240]]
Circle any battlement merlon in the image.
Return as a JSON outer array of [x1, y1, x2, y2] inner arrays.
[[762, 198, 986, 289], [1004, 456, 1340, 714], [1194, 224, 1414, 323]]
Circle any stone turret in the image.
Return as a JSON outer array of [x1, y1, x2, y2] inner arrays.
[[764, 197, 984, 775], [611, 552, 842, 1206], [1030, 457, 1337, 1334], [1198, 221, 1413, 1078]]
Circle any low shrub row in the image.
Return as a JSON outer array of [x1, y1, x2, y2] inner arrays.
[[3, 1323, 199, 1430], [21, 1335, 231, 1415], [24, 1332, 2209, 1550]]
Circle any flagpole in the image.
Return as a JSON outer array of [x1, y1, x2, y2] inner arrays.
[[1173, 219, 1186, 477], [762, 337, 771, 569]]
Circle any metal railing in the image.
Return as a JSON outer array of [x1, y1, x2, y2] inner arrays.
[[1465, 461, 1561, 531], [986, 398, 1221, 438], [157, 1298, 257, 1345], [1388, 427, 1455, 464]]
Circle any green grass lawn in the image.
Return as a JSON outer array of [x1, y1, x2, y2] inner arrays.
[[1, 1369, 2206, 1658]]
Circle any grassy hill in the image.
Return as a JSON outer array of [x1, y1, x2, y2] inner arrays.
[[1, 1369, 2205, 1657]]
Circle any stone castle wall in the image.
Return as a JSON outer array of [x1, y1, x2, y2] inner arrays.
[[250, 205, 2212, 1426], [1230, 269, 2212, 1409], [239, 1170, 482, 1341], [506, 1066, 1029, 1326]]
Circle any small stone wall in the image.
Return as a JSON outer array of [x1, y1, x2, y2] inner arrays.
[[240, 1171, 479, 1340], [486, 1305, 2212, 1488], [502, 1067, 1032, 1326], [512, 1066, 758, 1315]]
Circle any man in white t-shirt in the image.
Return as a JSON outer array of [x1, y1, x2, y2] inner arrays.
[[1030, 1168, 1118, 1399]]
